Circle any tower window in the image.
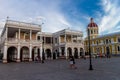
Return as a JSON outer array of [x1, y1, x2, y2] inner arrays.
[[91, 30, 93, 34]]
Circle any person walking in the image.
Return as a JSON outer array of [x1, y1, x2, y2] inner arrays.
[[69, 56, 77, 69]]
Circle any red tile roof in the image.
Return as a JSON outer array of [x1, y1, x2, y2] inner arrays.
[[88, 18, 98, 27]]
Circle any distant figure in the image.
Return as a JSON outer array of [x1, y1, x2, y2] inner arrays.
[[106, 52, 111, 58], [69, 56, 77, 69], [35, 55, 41, 62]]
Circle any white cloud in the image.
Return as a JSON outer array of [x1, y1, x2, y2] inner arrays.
[[0, 0, 72, 34], [41, 12, 71, 32], [99, 0, 120, 33]]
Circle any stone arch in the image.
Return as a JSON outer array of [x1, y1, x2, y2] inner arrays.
[[61, 47, 65, 56], [20, 46, 29, 62], [80, 48, 84, 56], [67, 47, 72, 58], [45, 49, 52, 58], [32, 46, 40, 61], [7, 46, 17, 62], [74, 48, 78, 59]]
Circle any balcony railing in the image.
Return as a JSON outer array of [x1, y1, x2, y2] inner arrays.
[[6, 38, 41, 44]]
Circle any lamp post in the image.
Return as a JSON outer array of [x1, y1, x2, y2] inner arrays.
[[42, 36, 45, 60], [41, 35, 45, 63], [87, 28, 93, 70]]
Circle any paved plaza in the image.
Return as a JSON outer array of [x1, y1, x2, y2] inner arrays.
[[0, 57, 120, 80]]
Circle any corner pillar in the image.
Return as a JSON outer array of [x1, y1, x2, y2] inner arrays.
[[17, 44, 20, 62], [29, 44, 32, 61], [3, 45, 7, 63]]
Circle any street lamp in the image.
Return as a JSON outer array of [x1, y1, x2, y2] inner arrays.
[[42, 36, 45, 61], [87, 28, 93, 70], [41, 33, 45, 63]]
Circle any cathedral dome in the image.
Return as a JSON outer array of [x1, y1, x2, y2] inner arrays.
[[88, 18, 98, 27]]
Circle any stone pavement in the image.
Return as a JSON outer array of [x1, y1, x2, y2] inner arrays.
[[0, 57, 120, 80]]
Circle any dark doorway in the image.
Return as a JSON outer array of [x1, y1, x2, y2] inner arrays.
[[61, 47, 65, 56], [32, 47, 39, 61], [74, 48, 78, 59], [7, 46, 17, 62], [80, 48, 84, 56], [20, 46, 29, 62], [53, 52, 56, 59], [67, 47, 72, 58], [46, 49, 51, 58]]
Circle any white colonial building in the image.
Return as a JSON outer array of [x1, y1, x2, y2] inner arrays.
[[0, 20, 42, 63], [52, 29, 84, 59], [0, 19, 84, 63]]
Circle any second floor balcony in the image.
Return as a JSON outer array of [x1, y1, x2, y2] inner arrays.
[[4, 38, 42, 44]]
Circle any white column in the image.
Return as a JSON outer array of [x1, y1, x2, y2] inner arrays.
[[6, 27, 8, 39], [3, 45, 7, 63], [50, 49, 53, 60], [56, 50, 58, 59], [30, 30, 32, 40], [15, 32, 18, 41], [59, 47, 61, 56], [45, 48, 47, 60], [65, 46, 67, 59], [40, 45, 42, 60], [78, 48, 80, 58], [59, 36, 61, 43], [18, 28, 21, 40], [29, 44, 32, 61], [17, 44, 20, 62]]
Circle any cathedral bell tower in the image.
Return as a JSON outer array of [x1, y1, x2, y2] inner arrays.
[[87, 18, 99, 39]]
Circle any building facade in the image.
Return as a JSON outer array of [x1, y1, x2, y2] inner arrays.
[[0, 20, 42, 63], [0, 19, 84, 63], [84, 18, 120, 56], [37, 32, 53, 60], [52, 29, 84, 59]]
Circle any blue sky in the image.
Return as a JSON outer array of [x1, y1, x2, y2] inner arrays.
[[0, 0, 120, 37]]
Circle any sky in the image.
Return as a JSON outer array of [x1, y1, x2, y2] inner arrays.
[[0, 0, 120, 37]]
